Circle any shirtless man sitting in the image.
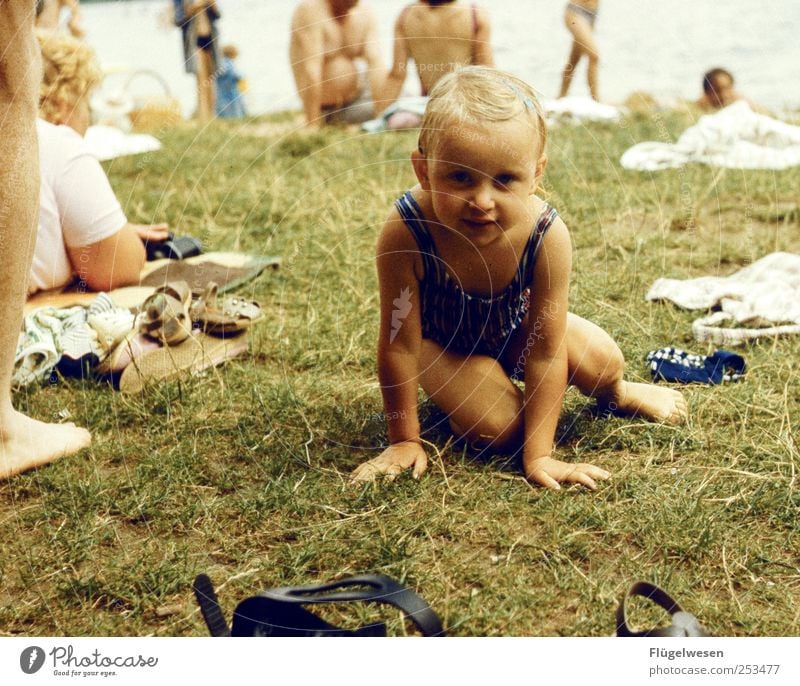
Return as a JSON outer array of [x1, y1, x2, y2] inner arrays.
[[289, 0, 384, 127], [377, 0, 493, 112]]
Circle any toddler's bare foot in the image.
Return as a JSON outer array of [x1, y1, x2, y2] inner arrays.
[[602, 381, 688, 425], [0, 410, 91, 480]]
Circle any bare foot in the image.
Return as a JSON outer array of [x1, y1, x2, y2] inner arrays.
[[0, 410, 91, 480], [603, 381, 688, 425]]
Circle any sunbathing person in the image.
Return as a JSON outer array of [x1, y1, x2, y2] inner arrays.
[[377, 0, 493, 116], [30, 31, 169, 296], [695, 68, 765, 113], [289, 0, 384, 127], [2, 0, 91, 480]]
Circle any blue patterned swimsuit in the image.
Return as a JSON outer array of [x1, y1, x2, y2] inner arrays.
[[396, 191, 558, 359]]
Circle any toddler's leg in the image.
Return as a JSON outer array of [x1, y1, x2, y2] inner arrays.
[[565, 314, 687, 424], [419, 339, 523, 450]]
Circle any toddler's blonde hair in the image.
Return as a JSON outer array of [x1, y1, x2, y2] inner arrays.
[[36, 30, 102, 122], [418, 66, 547, 160]]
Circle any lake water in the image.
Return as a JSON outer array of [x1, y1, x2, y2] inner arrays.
[[81, 0, 800, 116]]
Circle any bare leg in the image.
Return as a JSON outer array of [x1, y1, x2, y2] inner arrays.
[[561, 314, 687, 424], [559, 10, 600, 100], [559, 40, 583, 98], [0, 1, 91, 480], [419, 339, 523, 450], [196, 47, 215, 121]]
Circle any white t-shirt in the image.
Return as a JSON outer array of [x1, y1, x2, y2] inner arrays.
[[29, 119, 127, 294]]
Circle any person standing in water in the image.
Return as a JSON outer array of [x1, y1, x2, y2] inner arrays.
[[558, 0, 600, 101]]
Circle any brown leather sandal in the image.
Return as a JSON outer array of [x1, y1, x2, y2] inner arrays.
[[139, 281, 193, 345], [190, 282, 263, 336]]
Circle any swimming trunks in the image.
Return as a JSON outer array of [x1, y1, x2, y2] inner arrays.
[[566, 2, 597, 27], [196, 34, 214, 52], [197, 36, 214, 52], [396, 191, 557, 358]]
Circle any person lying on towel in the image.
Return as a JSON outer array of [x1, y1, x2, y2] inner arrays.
[[29, 31, 169, 296]]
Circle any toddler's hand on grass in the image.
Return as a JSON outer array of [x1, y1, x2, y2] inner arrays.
[[524, 456, 610, 491], [351, 440, 428, 483]]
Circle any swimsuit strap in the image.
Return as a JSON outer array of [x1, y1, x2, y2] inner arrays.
[[521, 203, 559, 286], [395, 192, 441, 283]]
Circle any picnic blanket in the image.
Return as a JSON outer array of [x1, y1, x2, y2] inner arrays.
[[646, 252, 800, 344], [543, 96, 623, 125], [83, 125, 161, 161], [621, 101, 800, 171], [24, 251, 280, 315]]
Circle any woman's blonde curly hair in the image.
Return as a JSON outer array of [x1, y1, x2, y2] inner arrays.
[[36, 30, 102, 123]]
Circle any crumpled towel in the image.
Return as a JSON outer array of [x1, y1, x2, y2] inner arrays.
[[543, 96, 623, 125], [621, 101, 800, 171], [646, 252, 800, 345], [83, 125, 161, 162], [646, 347, 746, 384], [14, 293, 135, 386], [362, 96, 428, 133]]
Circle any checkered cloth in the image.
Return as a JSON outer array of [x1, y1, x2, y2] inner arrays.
[[646, 347, 746, 384]]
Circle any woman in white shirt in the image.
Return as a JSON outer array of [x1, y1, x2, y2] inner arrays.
[[31, 30, 169, 295]]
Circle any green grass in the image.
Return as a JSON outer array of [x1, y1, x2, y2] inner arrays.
[[1, 110, 799, 636]]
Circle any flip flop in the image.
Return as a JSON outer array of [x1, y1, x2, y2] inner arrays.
[[95, 330, 161, 375], [193, 573, 445, 637], [119, 329, 249, 394], [139, 281, 193, 346], [616, 581, 709, 637], [190, 282, 264, 336]]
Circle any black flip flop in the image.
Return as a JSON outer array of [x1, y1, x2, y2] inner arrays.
[[616, 581, 709, 637], [193, 573, 444, 637]]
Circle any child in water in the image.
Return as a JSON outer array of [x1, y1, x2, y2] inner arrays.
[[352, 66, 687, 490], [558, 0, 600, 100]]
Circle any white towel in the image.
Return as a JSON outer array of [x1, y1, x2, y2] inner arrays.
[[621, 102, 800, 171], [646, 252, 800, 344], [543, 96, 623, 125], [83, 125, 162, 162]]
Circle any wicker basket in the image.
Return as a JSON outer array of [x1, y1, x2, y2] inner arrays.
[[126, 70, 183, 132]]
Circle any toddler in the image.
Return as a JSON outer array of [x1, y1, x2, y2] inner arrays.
[[216, 44, 247, 118], [352, 67, 687, 490]]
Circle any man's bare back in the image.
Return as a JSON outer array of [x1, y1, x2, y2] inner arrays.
[[289, 0, 383, 127], [378, 1, 493, 110]]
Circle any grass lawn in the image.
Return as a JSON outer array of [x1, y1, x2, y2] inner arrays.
[[1, 109, 798, 636]]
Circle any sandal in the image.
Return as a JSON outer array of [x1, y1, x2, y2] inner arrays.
[[139, 281, 193, 345], [190, 282, 263, 336], [193, 573, 445, 637], [616, 581, 709, 637], [119, 330, 250, 394]]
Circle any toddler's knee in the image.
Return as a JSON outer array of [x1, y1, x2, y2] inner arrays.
[[604, 345, 625, 382], [454, 410, 523, 451]]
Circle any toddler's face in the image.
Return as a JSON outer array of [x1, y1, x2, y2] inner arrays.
[[417, 115, 543, 248]]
